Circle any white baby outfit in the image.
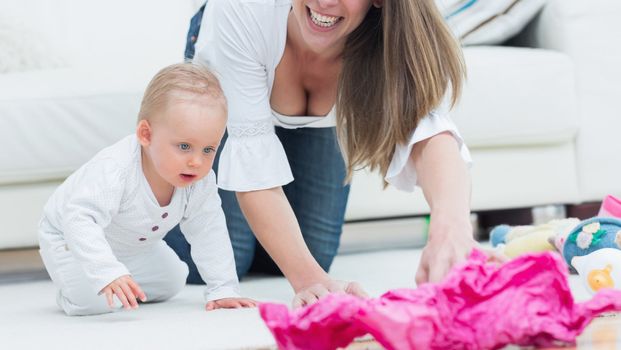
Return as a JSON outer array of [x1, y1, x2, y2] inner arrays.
[[38, 135, 239, 316], [195, 0, 472, 193]]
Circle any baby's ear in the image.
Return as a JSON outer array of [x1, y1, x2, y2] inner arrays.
[[136, 120, 152, 146], [372, 0, 384, 8]]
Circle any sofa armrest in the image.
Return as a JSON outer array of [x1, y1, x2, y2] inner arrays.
[[518, 0, 621, 202]]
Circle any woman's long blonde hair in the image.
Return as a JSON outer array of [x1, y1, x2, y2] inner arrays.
[[336, 0, 465, 183]]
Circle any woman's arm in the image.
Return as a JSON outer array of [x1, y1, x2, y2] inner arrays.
[[411, 131, 477, 284], [237, 187, 366, 306], [237, 187, 327, 290]]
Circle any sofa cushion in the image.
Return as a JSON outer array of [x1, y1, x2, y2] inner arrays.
[[438, 0, 548, 45], [0, 46, 578, 185], [454, 46, 579, 149], [0, 0, 195, 70], [0, 67, 152, 185]]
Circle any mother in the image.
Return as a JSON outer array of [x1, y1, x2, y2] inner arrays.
[[165, 0, 475, 305]]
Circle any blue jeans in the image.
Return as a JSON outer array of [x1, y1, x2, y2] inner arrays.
[[164, 127, 351, 283], [184, 3, 205, 61]]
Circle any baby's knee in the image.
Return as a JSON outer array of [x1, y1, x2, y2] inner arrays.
[[149, 261, 188, 302], [170, 261, 189, 292], [57, 290, 114, 316]]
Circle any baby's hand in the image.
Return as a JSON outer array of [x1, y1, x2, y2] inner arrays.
[[205, 297, 257, 311], [100, 275, 147, 310]]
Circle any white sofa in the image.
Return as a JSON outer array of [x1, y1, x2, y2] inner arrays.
[[1, 0, 619, 249]]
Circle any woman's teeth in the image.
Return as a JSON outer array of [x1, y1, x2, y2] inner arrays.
[[309, 8, 340, 27]]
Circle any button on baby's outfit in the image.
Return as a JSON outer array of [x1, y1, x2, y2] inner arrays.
[[152, 226, 159, 232], [139, 237, 147, 242], [162, 212, 168, 219]]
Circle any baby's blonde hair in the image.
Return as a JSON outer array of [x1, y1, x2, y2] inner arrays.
[[138, 62, 226, 122]]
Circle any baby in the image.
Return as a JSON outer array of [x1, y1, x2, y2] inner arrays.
[[38, 63, 255, 316]]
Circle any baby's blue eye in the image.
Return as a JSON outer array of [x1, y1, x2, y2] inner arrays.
[[203, 147, 215, 154], [179, 143, 190, 151]]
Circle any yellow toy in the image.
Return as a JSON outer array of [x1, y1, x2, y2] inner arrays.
[[490, 218, 580, 258]]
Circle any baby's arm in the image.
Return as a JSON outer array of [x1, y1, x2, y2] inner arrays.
[[180, 172, 254, 309], [61, 160, 135, 301]]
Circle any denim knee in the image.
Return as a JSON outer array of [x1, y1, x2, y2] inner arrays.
[[163, 225, 204, 284], [184, 3, 206, 60]]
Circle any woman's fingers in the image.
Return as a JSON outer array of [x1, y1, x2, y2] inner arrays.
[[309, 284, 331, 298], [292, 281, 368, 309], [428, 264, 449, 284], [205, 298, 257, 311], [415, 263, 429, 285], [484, 247, 509, 264], [292, 290, 319, 309], [345, 282, 368, 298]]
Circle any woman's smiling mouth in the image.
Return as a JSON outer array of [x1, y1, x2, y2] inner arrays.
[[307, 6, 342, 28]]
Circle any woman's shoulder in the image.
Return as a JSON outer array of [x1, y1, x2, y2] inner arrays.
[[208, 0, 291, 17], [201, 0, 290, 60]]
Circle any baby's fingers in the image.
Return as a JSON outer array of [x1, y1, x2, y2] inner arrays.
[[120, 282, 138, 309], [112, 285, 131, 310], [205, 301, 217, 311], [103, 288, 115, 308], [240, 299, 257, 308], [127, 279, 147, 302]]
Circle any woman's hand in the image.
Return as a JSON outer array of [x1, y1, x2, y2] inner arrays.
[[292, 279, 368, 308], [205, 297, 257, 311], [100, 275, 147, 310], [415, 214, 508, 285]]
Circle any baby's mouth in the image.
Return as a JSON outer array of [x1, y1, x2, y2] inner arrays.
[[180, 174, 197, 181]]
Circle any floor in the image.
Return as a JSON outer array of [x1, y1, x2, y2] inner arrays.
[[1, 246, 620, 350], [0, 249, 420, 350]]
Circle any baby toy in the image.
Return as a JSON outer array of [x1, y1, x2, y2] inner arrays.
[[562, 216, 621, 267], [490, 218, 579, 258], [571, 248, 621, 295], [490, 195, 621, 260], [599, 194, 621, 218]]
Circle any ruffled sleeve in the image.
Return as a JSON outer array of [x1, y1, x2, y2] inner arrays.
[[385, 103, 472, 193], [194, 0, 292, 191]]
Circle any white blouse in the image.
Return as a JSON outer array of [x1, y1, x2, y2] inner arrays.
[[195, 0, 471, 193]]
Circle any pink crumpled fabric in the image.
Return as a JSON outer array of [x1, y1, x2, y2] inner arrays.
[[259, 250, 621, 350]]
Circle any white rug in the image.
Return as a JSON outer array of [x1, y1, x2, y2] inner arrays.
[[1, 249, 426, 350]]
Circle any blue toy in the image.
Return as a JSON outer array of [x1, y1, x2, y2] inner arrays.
[[562, 217, 621, 269]]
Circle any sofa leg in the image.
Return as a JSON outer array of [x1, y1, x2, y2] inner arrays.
[[476, 208, 534, 241], [565, 202, 601, 220]]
